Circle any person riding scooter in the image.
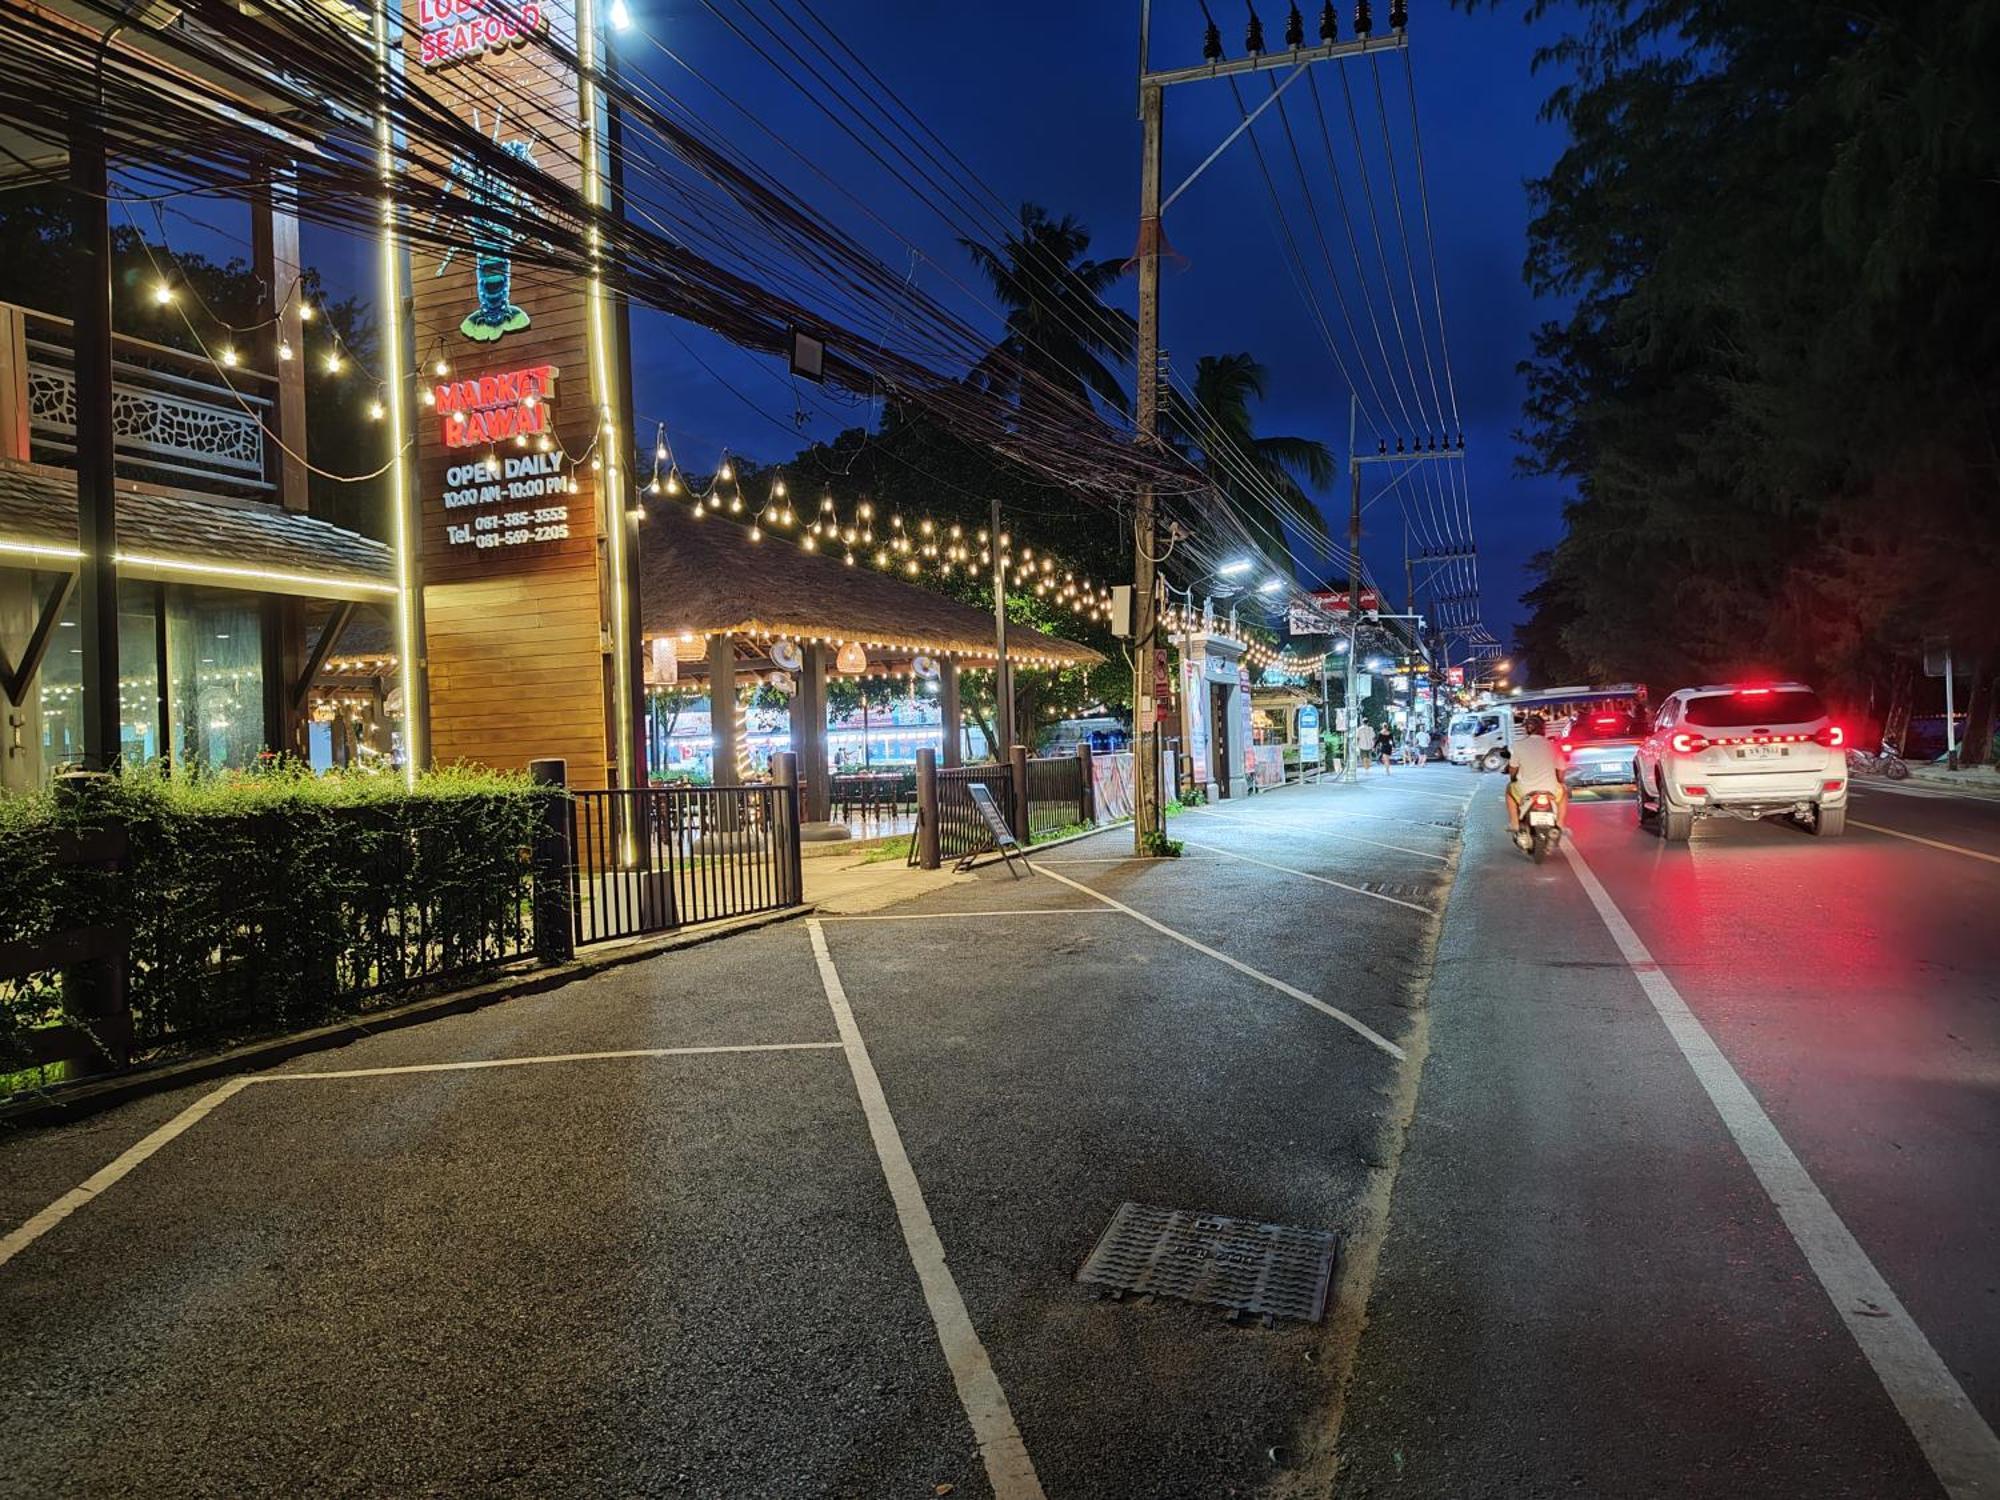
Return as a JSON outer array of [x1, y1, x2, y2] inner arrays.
[[1506, 713, 1568, 849]]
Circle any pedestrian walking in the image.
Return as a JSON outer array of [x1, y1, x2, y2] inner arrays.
[[1414, 728, 1429, 768], [1376, 722, 1395, 774], [1354, 719, 1376, 772]]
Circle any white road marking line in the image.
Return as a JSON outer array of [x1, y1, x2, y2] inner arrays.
[[806, 921, 1046, 1500], [1034, 856, 1222, 864], [1179, 841, 1434, 915], [1183, 808, 1449, 862], [0, 1077, 254, 1271], [1033, 866, 1406, 1061], [1175, 805, 1451, 830], [1850, 821, 2000, 867], [820, 907, 1121, 920], [274, 1042, 844, 1080], [1560, 839, 2000, 1500]]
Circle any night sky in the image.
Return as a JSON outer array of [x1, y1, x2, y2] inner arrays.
[[265, 1, 1573, 644], [616, 0, 1573, 645]]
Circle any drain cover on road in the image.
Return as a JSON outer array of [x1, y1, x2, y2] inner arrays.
[[1077, 1202, 1338, 1323], [1360, 879, 1432, 901]]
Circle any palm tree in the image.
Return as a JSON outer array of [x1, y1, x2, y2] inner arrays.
[[960, 203, 1132, 412], [1169, 352, 1335, 561]]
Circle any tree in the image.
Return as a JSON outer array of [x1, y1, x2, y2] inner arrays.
[[1495, 0, 2000, 759], [1167, 352, 1334, 563], [960, 203, 1133, 413]]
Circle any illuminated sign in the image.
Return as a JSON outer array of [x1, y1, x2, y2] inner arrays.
[[418, 0, 548, 69], [440, 452, 572, 551], [434, 363, 557, 448]]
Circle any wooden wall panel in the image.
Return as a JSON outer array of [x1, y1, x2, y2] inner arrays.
[[402, 0, 621, 786]]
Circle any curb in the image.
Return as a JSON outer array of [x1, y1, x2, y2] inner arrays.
[[1, 905, 810, 1131]]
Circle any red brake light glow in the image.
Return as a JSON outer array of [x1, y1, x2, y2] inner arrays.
[[1814, 725, 1845, 748], [1737, 687, 1772, 697], [1560, 740, 1573, 754], [1670, 732, 1709, 754]]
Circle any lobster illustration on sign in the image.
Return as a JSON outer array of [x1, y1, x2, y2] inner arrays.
[[436, 106, 539, 343]]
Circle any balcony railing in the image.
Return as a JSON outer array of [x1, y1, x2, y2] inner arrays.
[[6, 302, 275, 498]]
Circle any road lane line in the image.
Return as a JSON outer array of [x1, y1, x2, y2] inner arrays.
[[1179, 841, 1434, 915], [1850, 820, 2000, 867], [273, 1042, 844, 1079], [0, 1077, 255, 1272], [806, 921, 1046, 1500], [1033, 866, 1406, 1060], [1560, 839, 2000, 1499], [1183, 808, 1450, 862]]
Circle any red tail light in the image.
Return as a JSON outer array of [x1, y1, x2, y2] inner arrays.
[[1560, 740, 1573, 754], [1814, 725, 1844, 748], [1670, 732, 1710, 754]]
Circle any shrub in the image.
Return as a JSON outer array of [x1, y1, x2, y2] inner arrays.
[[0, 766, 561, 1076]]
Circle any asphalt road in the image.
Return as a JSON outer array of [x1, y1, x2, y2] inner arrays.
[[1338, 769, 2000, 1499], [0, 772, 1462, 1500]]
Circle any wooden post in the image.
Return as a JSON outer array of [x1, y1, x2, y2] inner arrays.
[[1008, 743, 1030, 844], [0, 302, 29, 462], [916, 747, 940, 870], [261, 595, 304, 760], [70, 120, 120, 773], [772, 750, 804, 904], [250, 172, 309, 512], [792, 641, 830, 823], [527, 757, 574, 962], [939, 657, 962, 768], [1077, 742, 1096, 826]]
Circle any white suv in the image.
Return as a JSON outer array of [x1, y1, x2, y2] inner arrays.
[[1633, 683, 1848, 841]]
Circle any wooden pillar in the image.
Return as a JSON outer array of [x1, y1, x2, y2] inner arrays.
[[1008, 743, 1030, 844], [0, 303, 30, 462], [791, 640, 830, 822], [250, 173, 309, 513], [915, 747, 940, 869], [261, 595, 304, 759], [1077, 742, 1096, 826], [70, 119, 120, 773], [706, 633, 739, 785], [939, 657, 962, 768]]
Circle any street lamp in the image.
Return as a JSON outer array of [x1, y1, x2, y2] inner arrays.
[[1257, 577, 1285, 594], [1217, 558, 1253, 578]]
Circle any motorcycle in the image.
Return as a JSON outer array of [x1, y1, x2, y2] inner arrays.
[[1515, 789, 1562, 864], [1846, 738, 1911, 780]]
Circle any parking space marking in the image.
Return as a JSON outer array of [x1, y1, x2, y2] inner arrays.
[[274, 1042, 845, 1080], [0, 1077, 255, 1271], [1850, 821, 2000, 867], [1179, 841, 1434, 915], [807, 921, 1046, 1499], [1561, 839, 2000, 1499], [820, 908, 1121, 921], [1183, 808, 1449, 862], [1033, 866, 1407, 1061]]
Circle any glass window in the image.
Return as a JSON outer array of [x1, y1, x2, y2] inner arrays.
[[28, 576, 158, 774], [167, 587, 264, 770], [1568, 710, 1642, 741], [1684, 689, 1826, 728]]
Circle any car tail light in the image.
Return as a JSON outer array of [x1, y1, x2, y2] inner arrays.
[[1822, 779, 1844, 792], [1814, 725, 1845, 748], [1560, 740, 1573, 754], [1683, 785, 1708, 797], [1670, 732, 1710, 754], [1736, 687, 1772, 696]]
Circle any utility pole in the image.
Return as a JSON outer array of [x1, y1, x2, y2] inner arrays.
[[991, 494, 1014, 759], [1346, 395, 1363, 779], [1132, 78, 1163, 851], [1136, 5, 1408, 811]]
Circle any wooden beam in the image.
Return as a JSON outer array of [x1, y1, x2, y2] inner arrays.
[[292, 598, 354, 712], [0, 571, 74, 707]]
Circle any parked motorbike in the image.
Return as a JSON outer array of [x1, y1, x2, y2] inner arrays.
[[1846, 738, 1911, 780], [1515, 789, 1562, 864]]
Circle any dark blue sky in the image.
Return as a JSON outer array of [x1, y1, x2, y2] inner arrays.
[[619, 0, 1574, 644]]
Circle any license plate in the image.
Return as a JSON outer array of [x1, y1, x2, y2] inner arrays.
[[1528, 811, 1556, 827], [1736, 745, 1784, 760]]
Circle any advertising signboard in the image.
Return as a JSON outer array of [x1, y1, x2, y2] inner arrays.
[[1299, 703, 1322, 763]]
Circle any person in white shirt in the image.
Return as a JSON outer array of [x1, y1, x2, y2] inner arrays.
[[1506, 713, 1568, 840], [1354, 719, 1377, 771]]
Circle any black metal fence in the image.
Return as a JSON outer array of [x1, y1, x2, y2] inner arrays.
[[936, 762, 1016, 863], [568, 782, 803, 946], [1025, 754, 1088, 839]]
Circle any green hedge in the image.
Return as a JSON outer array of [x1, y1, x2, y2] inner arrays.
[[1, 767, 561, 1079]]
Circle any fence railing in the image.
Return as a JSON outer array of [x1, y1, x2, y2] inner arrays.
[[16, 305, 276, 498], [567, 774, 802, 946], [916, 746, 1105, 869], [935, 760, 1017, 864], [1025, 753, 1088, 839]]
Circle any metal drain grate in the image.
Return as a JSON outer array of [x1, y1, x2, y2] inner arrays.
[[1077, 1202, 1339, 1323], [1360, 879, 1432, 902]]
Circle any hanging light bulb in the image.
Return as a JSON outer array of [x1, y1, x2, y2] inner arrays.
[[277, 340, 295, 363], [151, 281, 175, 306], [665, 471, 681, 495], [433, 356, 450, 377], [219, 347, 239, 368], [324, 349, 343, 373], [718, 458, 735, 482], [421, 388, 437, 407], [368, 399, 386, 421], [297, 301, 315, 323]]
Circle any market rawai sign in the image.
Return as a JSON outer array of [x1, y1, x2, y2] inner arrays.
[[418, 0, 548, 69], [433, 363, 557, 448]]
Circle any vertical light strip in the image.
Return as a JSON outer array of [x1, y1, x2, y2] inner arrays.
[[373, 0, 422, 786], [575, 0, 637, 799]]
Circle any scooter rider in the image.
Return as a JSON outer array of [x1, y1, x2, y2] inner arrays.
[[1506, 713, 1568, 846]]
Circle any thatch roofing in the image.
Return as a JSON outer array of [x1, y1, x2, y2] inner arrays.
[[637, 503, 1104, 669]]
